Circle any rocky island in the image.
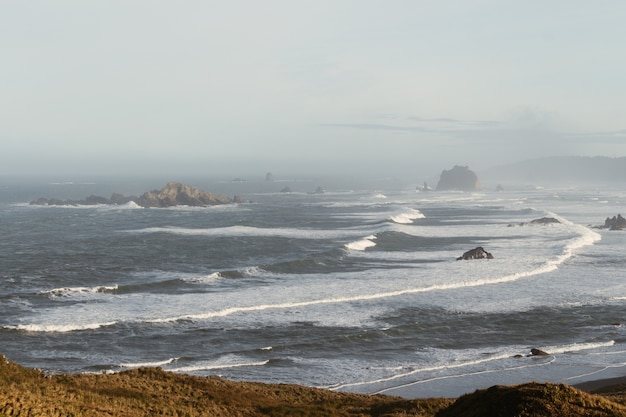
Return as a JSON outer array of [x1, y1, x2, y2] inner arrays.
[[602, 214, 626, 230], [30, 182, 241, 208]]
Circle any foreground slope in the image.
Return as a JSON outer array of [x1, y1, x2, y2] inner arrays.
[[2, 355, 626, 417]]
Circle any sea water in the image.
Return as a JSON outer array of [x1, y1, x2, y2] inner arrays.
[[0, 177, 625, 398]]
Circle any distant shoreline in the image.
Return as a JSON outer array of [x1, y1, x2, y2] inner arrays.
[[574, 375, 626, 393]]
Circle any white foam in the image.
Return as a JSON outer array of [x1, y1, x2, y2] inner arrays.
[[119, 358, 179, 368], [345, 235, 377, 251], [40, 285, 119, 298], [389, 208, 425, 224], [124, 225, 370, 239], [331, 348, 553, 392], [542, 340, 615, 355], [6, 321, 117, 333], [169, 357, 269, 373], [185, 272, 221, 283]]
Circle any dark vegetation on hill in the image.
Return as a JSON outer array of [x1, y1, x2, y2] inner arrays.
[[2, 356, 626, 417]]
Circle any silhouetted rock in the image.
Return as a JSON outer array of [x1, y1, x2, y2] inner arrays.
[[456, 247, 494, 260], [436, 165, 481, 191], [604, 214, 626, 230], [280, 186, 292, 193], [309, 186, 324, 194], [265, 172, 274, 182]]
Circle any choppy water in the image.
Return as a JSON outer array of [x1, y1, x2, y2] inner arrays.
[[1, 177, 625, 398]]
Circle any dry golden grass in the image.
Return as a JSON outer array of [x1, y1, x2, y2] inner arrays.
[[1, 354, 626, 417]]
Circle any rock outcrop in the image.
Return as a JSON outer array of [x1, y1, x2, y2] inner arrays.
[[135, 182, 232, 208], [603, 214, 626, 230], [530, 348, 550, 356], [29, 182, 235, 208], [435, 165, 481, 191], [530, 217, 561, 225], [509, 217, 561, 227], [456, 247, 494, 260]]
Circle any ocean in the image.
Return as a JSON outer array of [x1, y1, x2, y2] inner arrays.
[[1, 176, 625, 398]]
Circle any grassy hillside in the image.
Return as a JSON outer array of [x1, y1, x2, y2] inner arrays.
[[2, 354, 626, 417]]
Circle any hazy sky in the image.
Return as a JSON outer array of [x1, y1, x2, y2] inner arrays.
[[2, 1, 626, 178]]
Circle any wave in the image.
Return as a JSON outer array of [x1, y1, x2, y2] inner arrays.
[[118, 357, 179, 369], [184, 272, 222, 283], [123, 225, 370, 240], [40, 285, 119, 298], [168, 356, 270, 373], [146, 223, 600, 325], [389, 208, 425, 224], [4, 321, 118, 332], [344, 235, 377, 251], [542, 340, 615, 355]]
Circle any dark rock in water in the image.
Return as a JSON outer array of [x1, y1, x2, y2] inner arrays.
[[509, 217, 561, 227], [280, 186, 292, 193], [604, 214, 626, 230], [529, 348, 550, 356], [84, 195, 109, 205], [435, 165, 481, 191], [456, 247, 494, 260], [265, 172, 274, 182], [309, 186, 324, 194], [416, 182, 431, 192], [530, 217, 561, 225], [496, 184, 504, 192], [29, 182, 234, 208]]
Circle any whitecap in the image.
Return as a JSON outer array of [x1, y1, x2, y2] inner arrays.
[[345, 235, 377, 251], [389, 208, 425, 224], [185, 272, 222, 283], [541, 340, 615, 355], [119, 358, 179, 369], [123, 225, 369, 240], [40, 285, 119, 298], [168, 356, 269, 373], [5, 321, 117, 333]]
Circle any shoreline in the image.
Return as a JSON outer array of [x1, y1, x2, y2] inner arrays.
[[574, 375, 626, 393]]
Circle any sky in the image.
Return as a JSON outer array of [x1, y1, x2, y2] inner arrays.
[[2, 1, 626, 179]]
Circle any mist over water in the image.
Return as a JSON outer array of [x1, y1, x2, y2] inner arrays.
[[1, 175, 625, 398]]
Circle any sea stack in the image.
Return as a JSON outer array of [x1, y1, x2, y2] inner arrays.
[[436, 165, 481, 191]]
